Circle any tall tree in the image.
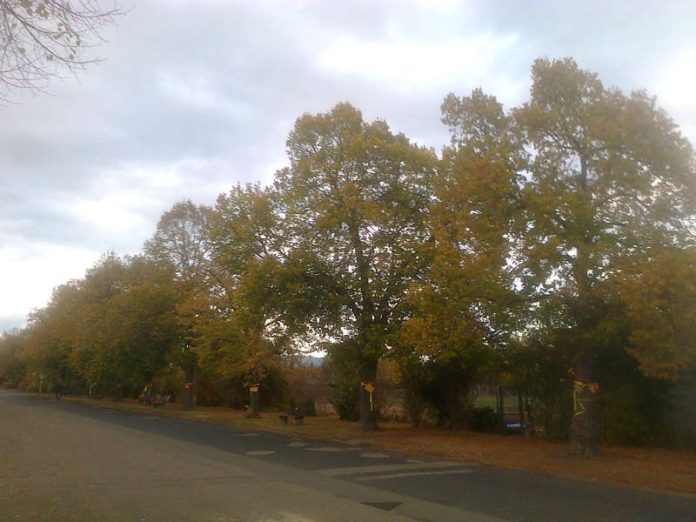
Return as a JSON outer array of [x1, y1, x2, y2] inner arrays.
[[199, 184, 289, 414], [513, 58, 696, 454], [145, 200, 212, 407], [105, 255, 178, 388], [145, 200, 212, 285], [275, 103, 437, 430], [400, 89, 523, 426], [0, 329, 28, 387]]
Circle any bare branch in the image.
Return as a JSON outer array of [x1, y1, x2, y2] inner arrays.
[[0, 0, 125, 103]]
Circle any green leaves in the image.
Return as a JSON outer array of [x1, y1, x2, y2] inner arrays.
[[515, 59, 695, 366], [276, 104, 436, 341], [614, 248, 696, 380], [1, 58, 693, 435], [12, 254, 178, 391]]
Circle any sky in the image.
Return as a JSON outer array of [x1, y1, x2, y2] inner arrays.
[[1, 0, 695, 333]]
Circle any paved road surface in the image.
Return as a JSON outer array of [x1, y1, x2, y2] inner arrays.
[[1, 391, 694, 521]]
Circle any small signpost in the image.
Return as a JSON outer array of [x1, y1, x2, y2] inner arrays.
[[248, 383, 260, 418]]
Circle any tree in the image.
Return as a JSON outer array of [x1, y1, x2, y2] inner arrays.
[[400, 89, 523, 426], [513, 58, 696, 454], [145, 200, 213, 408], [198, 184, 289, 414], [104, 255, 178, 389], [20, 252, 177, 397], [145, 200, 212, 285], [60, 252, 130, 390], [275, 103, 437, 431], [613, 246, 696, 380], [26, 280, 86, 390], [0, 329, 28, 387], [0, 0, 123, 101]]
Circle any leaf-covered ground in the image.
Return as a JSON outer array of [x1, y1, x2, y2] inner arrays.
[[67, 395, 696, 495]]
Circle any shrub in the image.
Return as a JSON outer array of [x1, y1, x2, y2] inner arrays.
[[466, 405, 501, 432]]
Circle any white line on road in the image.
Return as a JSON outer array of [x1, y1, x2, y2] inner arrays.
[[357, 469, 473, 481], [360, 452, 390, 458], [304, 446, 359, 453], [316, 461, 464, 477]]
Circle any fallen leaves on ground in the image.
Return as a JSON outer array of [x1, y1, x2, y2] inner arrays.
[[64, 395, 696, 495]]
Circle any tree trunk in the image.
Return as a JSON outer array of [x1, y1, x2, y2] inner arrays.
[[569, 164, 599, 456], [183, 365, 195, 409], [247, 386, 261, 418], [359, 359, 379, 431], [569, 357, 598, 456]]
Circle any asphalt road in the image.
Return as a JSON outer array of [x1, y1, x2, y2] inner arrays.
[[1, 391, 694, 522]]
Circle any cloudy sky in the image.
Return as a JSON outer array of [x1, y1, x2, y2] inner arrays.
[[1, 0, 695, 332]]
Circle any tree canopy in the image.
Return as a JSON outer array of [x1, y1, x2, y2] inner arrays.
[[1, 58, 694, 447], [275, 103, 437, 429]]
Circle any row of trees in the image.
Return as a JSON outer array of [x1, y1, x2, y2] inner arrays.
[[2, 58, 695, 453]]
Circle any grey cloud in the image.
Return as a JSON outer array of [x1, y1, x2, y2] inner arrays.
[[1, 0, 694, 332], [464, 0, 696, 95], [0, 315, 25, 333]]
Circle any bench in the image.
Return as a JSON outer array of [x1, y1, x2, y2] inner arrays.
[[138, 385, 153, 405], [152, 394, 171, 408], [279, 408, 304, 425], [88, 383, 102, 400]]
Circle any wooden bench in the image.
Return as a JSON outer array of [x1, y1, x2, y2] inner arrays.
[[152, 394, 171, 408], [279, 409, 304, 425]]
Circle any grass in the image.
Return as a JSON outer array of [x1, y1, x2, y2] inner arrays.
[[60, 393, 696, 496]]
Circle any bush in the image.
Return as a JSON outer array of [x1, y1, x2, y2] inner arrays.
[[300, 398, 317, 416], [323, 341, 361, 421], [595, 348, 673, 447], [466, 405, 501, 432], [328, 381, 359, 421]]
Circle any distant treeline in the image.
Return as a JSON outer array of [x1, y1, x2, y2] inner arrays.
[[1, 58, 695, 450]]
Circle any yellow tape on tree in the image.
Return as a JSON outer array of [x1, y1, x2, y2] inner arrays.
[[362, 382, 376, 412], [573, 380, 599, 417]]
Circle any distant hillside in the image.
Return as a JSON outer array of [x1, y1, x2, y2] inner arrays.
[[299, 356, 324, 368]]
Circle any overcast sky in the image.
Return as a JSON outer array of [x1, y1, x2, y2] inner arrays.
[[1, 0, 695, 332]]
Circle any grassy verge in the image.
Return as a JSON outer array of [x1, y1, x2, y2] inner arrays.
[[53, 393, 696, 496]]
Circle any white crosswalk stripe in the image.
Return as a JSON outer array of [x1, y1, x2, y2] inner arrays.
[[356, 468, 473, 481], [316, 460, 467, 477]]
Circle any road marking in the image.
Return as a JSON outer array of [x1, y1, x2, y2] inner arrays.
[[357, 468, 473, 481], [361, 501, 402, 511], [288, 441, 307, 448], [304, 446, 358, 453], [244, 450, 275, 456], [360, 452, 390, 459], [342, 438, 371, 446], [316, 461, 463, 477]]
